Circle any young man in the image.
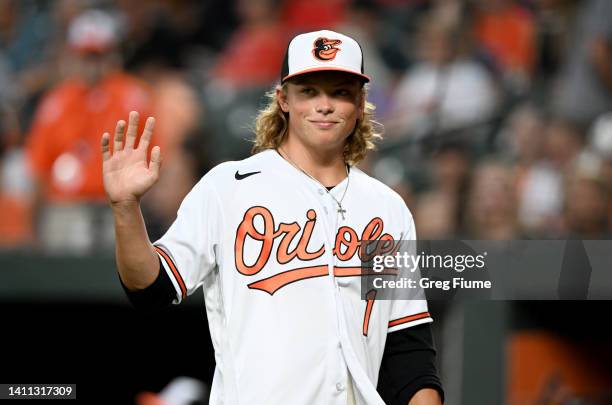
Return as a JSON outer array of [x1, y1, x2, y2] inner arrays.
[[102, 30, 443, 405]]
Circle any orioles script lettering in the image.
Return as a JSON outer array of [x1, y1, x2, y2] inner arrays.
[[234, 206, 399, 295]]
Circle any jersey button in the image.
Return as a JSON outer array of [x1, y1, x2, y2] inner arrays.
[[318, 189, 324, 195], [336, 382, 345, 392]]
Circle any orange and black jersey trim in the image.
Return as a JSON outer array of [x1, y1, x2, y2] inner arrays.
[[154, 245, 187, 301], [388, 311, 431, 329]]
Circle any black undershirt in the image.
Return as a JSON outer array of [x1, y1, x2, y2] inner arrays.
[[119, 257, 175, 313], [377, 323, 444, 404]]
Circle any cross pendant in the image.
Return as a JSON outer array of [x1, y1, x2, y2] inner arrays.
[[337, 206, 346, 220]]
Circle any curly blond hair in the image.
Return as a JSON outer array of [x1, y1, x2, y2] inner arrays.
[[252, 83, 382, 166]]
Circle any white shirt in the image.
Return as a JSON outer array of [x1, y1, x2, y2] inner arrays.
[[393, 59, 498, 132], [154, 150, 432, 405]]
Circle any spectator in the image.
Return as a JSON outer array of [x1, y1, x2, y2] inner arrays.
[[414, 141, 471, 239], [554, 0, 612, 127], [562, 153, 610, 238], [24, 9, 155, 253], [545, 117, 585, 170], [387, 12, 499, 138], [503, 104, 563, 236], [471, 0, 537, 87], [463, 160, 519, 239], [429, 141, 471, 196], [414, 191, 457, 239]]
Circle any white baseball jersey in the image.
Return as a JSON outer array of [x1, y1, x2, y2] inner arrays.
[[154, 149, 432, 405]]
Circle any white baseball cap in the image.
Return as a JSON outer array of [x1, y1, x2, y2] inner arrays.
[[68, 10, 118, 53], [280, 30, 370, 84]]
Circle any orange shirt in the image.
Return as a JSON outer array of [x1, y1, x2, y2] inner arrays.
[[0, 194, 33, 246], [473, 5, 536, 73], [25, 72, 154, 202]]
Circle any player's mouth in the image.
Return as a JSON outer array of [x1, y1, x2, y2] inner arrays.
[[309, 120, 339, 129]]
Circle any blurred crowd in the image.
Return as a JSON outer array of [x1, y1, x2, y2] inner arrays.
[[1, 0, 612, 254]]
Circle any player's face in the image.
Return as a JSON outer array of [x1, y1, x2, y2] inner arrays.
[[278, 71, 364, 153]]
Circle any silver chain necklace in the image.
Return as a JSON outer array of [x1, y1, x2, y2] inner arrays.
[[277, 148, 350, 220]]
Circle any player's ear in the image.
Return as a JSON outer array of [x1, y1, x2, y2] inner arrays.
[[277, 84, 290, 113]]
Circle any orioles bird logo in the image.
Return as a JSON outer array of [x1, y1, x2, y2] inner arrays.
[[312, 37, 342, 61]]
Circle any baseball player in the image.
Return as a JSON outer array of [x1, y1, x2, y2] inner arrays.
[[102, 30, 443, 405]]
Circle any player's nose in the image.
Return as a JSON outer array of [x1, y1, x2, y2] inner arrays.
[[315, 94, 334, 114]]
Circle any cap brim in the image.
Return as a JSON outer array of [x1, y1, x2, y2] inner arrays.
[[282, 67, 370, 83]]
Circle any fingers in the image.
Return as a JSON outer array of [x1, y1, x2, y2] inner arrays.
[[149, 145, 162, 178], [138, 116, 156, 151], [113, 120, 126, 152], [125, 111, 139, 149], [101, 132, 111, 161], [124, 111, 140, 149], [109, 112, 151, 156]]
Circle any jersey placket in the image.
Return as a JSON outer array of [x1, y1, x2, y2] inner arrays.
[[326, 179, 387, 405], [308, 180, 352, 404]]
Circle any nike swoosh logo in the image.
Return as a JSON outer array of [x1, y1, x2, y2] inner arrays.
[[235, 170, 261, 180]]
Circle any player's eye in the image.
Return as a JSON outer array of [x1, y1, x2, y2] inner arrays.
[[335, 89, 351, 97], [300, 87, 315, 95]]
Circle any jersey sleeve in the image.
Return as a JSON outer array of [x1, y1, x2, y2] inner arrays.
[[153, 175, 222, 304], [387, 204, 433, 333]]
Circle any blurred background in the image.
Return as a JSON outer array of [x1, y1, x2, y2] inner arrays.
[[1, 0, 612, 403]]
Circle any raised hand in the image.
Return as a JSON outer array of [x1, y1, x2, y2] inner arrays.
[[101, 111, 161, 205]]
